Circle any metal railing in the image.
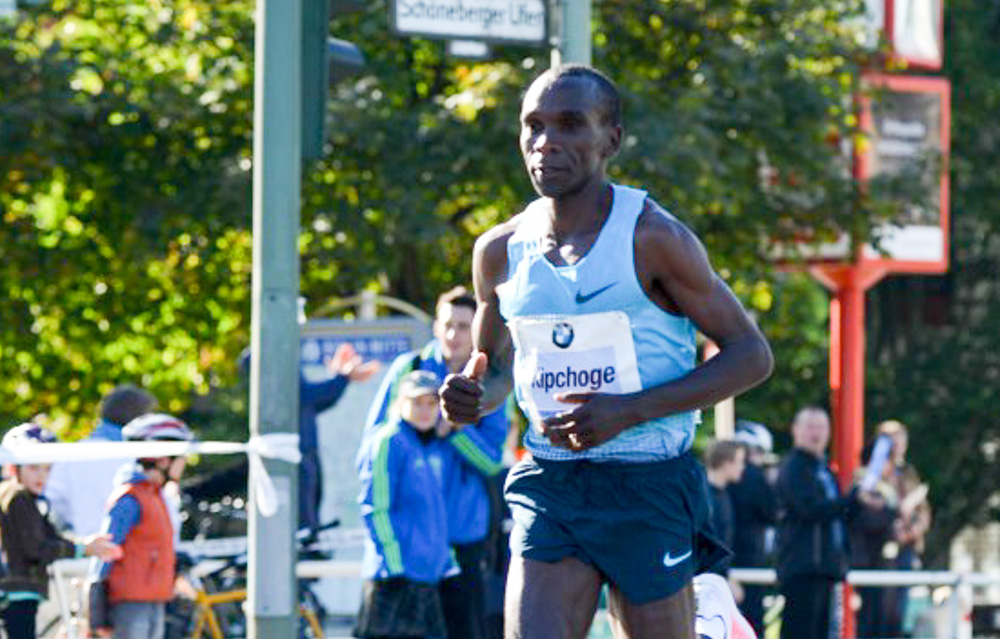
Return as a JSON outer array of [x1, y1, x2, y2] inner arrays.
[[51, 550, 1000, 639]]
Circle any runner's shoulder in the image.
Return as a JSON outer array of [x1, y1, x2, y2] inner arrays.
[[635, 197, 709, 264], [636, 197, 698, 245], [473, 211, 526, 277]]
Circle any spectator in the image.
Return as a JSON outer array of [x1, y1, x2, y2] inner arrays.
[[729, 421, 779, 636], [361, 286, 507, 639], [878, 419, 932, 634], [704, 439, 746, 578], [0, 423, 122, 639], [355, 370, 454, 639], [240, 341, 379, 535], [89, 414, 195, 639], [299, 342, 379, 535], [850, 436, 902, 639], [45, 385, 157, 536], [775, 407, 859, 639]]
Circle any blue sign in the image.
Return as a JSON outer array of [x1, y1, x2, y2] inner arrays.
[[300, 334, 414, 366]]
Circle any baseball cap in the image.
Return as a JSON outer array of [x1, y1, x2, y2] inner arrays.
[[397, 370, 440, 399], [734, 420, 773, 453]]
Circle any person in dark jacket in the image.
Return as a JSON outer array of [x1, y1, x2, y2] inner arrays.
[[704, 439, 746, 578], [729, 421, 779, 636], [850, 437, 902, 639], [0, 423, 121, 639], [775, 407, 860, 639]]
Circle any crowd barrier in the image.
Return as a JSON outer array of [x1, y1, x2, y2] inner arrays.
[[51, 550, 999, 639]]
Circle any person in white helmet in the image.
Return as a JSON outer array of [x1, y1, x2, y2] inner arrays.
[[729, 420, 778, 635], [0, 423, 122, 639], [88, 413, 194, 639]]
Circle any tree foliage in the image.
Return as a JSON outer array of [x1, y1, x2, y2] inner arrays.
[[864, 0, 1000, 563], [2, 0, 886, 448]]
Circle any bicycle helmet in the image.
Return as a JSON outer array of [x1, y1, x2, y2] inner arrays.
[[2, 422, 58, 447], [733, 420, 773, 453], [121, 413, 195, 442]]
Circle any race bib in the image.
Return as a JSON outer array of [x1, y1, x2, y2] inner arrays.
[[508, 311, 642, 428]]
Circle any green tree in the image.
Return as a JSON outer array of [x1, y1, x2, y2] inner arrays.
[[864, 0, 1000, 564], [1, 0, 894, 451]]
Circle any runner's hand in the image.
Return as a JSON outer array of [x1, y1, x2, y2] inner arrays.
[[542, 393, 635, 451], [440, 351, 487, 424]]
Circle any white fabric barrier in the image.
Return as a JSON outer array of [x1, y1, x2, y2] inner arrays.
[[0, 434, 301, 517]]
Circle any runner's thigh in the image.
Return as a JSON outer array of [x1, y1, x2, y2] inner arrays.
[[607, 583, 696, 639], [505, 556, 602, 639]]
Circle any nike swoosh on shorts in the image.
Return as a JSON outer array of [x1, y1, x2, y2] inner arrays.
[[662, 549, 692, 568]]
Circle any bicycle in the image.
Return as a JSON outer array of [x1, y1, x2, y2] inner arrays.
[[180, 521, 339, 639]]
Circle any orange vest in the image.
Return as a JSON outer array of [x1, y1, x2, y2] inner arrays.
[[106, 480, 175, 603]]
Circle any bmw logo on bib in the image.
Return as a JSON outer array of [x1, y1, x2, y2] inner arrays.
[[552, 322, 574, 349]]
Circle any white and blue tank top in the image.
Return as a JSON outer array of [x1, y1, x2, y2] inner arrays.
[[497, 183, 700, 462]]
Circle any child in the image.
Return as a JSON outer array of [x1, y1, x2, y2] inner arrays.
[[88, 413, 194, 639], [355, 370, 454, 639], [0, 423, 121, 639]]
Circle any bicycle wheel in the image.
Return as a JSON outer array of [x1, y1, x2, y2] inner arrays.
[[298, 587, 325, 639]]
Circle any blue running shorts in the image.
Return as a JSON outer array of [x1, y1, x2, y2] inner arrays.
[[505, 452, 715, 604]]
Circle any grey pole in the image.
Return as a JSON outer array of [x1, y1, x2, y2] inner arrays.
[[248, 0, 301, 637], [551, 0, 591, 66]]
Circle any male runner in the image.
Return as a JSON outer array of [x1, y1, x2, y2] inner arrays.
[[440, 65, 773, 639]]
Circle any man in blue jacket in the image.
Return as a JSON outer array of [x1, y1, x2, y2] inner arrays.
[[361, 287, 508, 639]]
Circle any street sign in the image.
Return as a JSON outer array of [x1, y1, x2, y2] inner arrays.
[[855, 73, 951, 273], [391, 0, 547, 45], [862, 0, 944, 69]]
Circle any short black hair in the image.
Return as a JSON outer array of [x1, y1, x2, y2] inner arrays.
[[100, 385, 157, 426], [436, 286, 477, 316], [536, 64, 622, 127]]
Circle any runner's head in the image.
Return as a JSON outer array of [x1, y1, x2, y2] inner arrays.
[[791, 406, 831, 458], [2, 422, 58, 494], [520, 64, 622, 199], [434, 286, 477, 370], [396, 370, 441, 432], [122, 413, 195, 484]]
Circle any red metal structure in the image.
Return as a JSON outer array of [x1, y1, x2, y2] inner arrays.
[[809, 72, 951, 638]]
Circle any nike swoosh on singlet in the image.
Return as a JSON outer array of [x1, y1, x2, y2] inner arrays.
[[663, 549, 692, 568], [575, 282, 617, 304]]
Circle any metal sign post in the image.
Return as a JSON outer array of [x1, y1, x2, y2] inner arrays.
[[551, 0, 591, 66], [248, 0, 301, 636]]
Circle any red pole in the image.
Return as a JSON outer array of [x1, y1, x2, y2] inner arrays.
[[813, 263, 886, 639], [833, 276, 865, 488]]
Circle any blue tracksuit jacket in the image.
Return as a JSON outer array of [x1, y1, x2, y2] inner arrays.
[[357, 418, 452, 584], [359, 341, 508, 545]]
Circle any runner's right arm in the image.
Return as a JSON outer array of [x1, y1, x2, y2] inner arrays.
[[441, 224, 516, 424]]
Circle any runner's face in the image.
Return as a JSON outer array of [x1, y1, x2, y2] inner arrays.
[[400, 394, 440, 431], [16, 463, 51, 495], [434, 303, 474, 368], [519, 76, 620, 198]]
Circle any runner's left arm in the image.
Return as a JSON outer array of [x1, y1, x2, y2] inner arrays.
[[542, 205, 773, 450]]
